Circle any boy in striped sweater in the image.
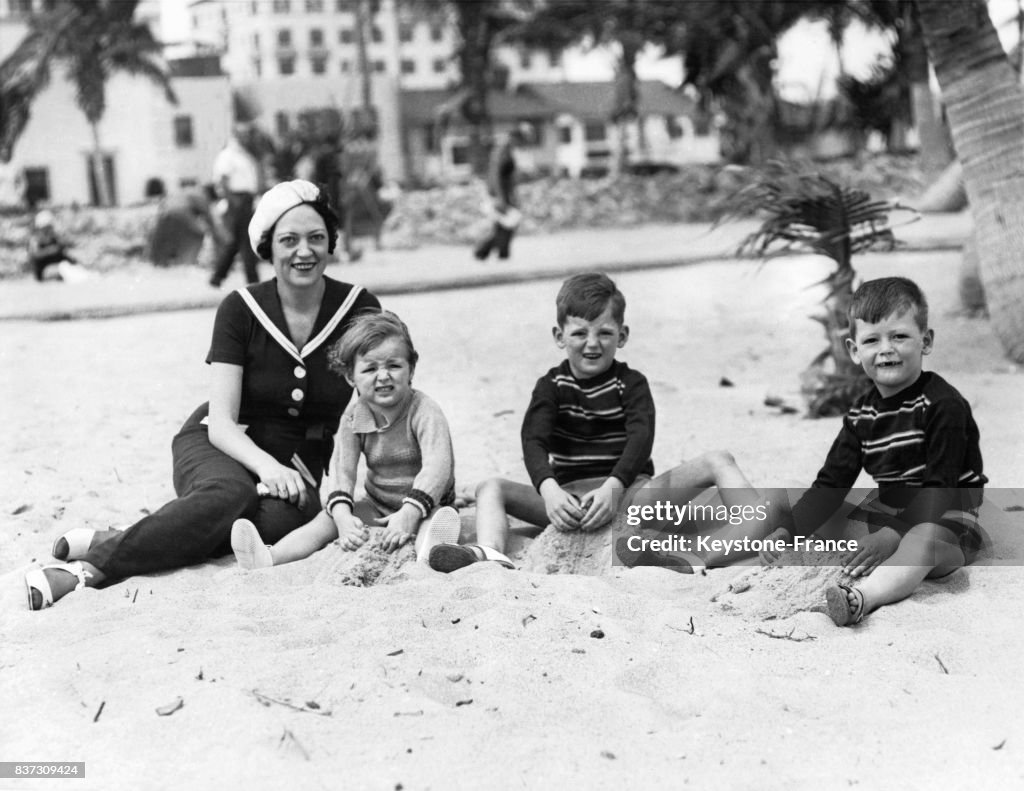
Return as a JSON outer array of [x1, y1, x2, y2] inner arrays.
[[429, 273, 657, 571], [764, 277, 987, 626]]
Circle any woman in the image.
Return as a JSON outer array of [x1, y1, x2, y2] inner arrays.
[[25, 180, 380, 609]]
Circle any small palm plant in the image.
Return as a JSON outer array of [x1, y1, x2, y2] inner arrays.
[[724, 165, 914, 417]]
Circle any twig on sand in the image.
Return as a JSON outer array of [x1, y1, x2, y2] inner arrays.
[[93, 701, 105, 723], [279, 728, 310, 761], [934, 653, 949, 674], [251, 689, 332, 717], [755, 627, 816, 642]]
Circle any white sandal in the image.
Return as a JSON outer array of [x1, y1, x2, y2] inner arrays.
[[25, 562, 93, 611], [51, 528, 97, 562]]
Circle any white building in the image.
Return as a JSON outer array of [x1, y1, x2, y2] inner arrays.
[[0, 1, 231, 206]]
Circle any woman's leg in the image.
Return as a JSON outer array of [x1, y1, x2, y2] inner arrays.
[[82, 426, 261, 580]]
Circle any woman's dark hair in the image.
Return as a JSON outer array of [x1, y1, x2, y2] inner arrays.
[[254, 184, 340, 260]]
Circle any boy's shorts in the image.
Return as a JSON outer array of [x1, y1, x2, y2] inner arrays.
[[562, 475, 652, 511], [846, 489, 986, 564]]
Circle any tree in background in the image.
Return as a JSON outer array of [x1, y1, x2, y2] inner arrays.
[[915, 0, 1024, 363], [514, 0, 684, 170], [0, 0, 176, 206], [725, 166, 910, 416], [671, 2, 808, 165]]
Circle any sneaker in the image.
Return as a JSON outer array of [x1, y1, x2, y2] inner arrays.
[[231, 519, 273, 570], [417, 506, 461, 562]]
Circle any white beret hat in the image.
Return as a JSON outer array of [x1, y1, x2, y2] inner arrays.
[[248, 179, 323, 256]]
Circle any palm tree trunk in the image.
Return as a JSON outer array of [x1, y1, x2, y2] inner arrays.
[[916, 0, 1024, 362], [89, 122, 112, 207]]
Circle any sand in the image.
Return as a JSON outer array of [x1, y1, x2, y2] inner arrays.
[[2, 249, 1023, 790]]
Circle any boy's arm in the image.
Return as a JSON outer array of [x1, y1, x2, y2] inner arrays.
[[521, 376, 584, 530], [405, 395, 455, 518], [521, 375, 559, 491], [779, 416, 862, 538], [896, 397, 976, 528], [608, 371, 655, 488]]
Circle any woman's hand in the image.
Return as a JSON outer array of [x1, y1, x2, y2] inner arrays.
[[257, 461, 309, 509]]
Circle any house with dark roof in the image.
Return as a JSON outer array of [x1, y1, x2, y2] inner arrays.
[[400, 80, 718, 183]]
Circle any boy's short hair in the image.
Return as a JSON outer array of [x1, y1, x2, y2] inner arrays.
[[556, 273, 626, 326], [848, 277, 928, 338], [328, 310, 418, 377]]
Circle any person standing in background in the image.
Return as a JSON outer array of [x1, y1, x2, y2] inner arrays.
[[209, 125, 261, 287], [474, 132, 520, 261]]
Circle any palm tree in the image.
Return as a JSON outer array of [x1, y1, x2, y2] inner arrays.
[[914, 0, 1024, 363], [725, 166, 911, 416], [0, 0, 176, 206]]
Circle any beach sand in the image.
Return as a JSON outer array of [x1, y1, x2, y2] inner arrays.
[[2, 251, 1023, 789]]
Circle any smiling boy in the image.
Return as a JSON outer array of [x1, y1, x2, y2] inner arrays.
[[428, 273, 655, 571], [766, 277, 987, 626]]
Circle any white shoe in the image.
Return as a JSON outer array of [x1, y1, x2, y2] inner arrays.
[[25, 562, 92, 610], [231, 519, 273, 570], [416, 506, 462, 563]]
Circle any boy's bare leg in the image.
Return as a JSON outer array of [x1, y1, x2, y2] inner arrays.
[[631, 451, 780, 567], [268, 510, 339, 566], [838, 523, 965, 619], [474, 479, 548, 554]]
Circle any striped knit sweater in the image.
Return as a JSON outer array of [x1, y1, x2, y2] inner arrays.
[[786, 371, 986, 537], [521, 359, 655, 489]]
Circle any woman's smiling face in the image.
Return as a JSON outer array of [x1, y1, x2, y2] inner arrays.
[[270, 204, 330, 287]]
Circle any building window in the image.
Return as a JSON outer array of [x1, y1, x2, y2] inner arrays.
[[10, 0, 33, 16], [251, 1, 258, 15], [310, 28, 324, 46], [665, 115, 684, 140], [174, 115, 194, 148], [400, 59, 415, 75], [253, 32, 260, 48], [272, 0, 290, 12], [558, 125, 572, 145], [311, 55, 327, 74], [584, 122, 607, 142], [398, 23, 413, 43], [549, 49, 562, 67], [519, 50, 532, 69], [339, 28, 353, 44], [278, 55, 296, 75], [451, 142, 470, 166], [277, 28, 292, 46], [429, 23, 443, 42], [373, 59, 386, 73], [254, 58, 262, 76], [432, 58, 446, 74], [340, 59, 350, 73], [276, 112, 290, 136], [24, 167, 50, 206], [305, 0, 324, 11], [335, 0, 350, 9], [371, 25, 383, 43]]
